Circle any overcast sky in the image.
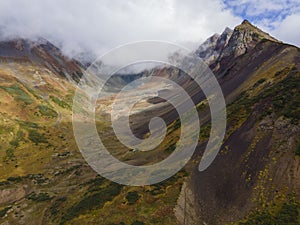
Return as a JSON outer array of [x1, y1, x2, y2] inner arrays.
[[0, 0, 299, 57]]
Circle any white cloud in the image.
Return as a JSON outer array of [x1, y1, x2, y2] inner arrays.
[[0, 0, 241, 57], [272, 13, 300, 47], [1, 0, 299, 57], [224, 0, 300, 18], [223, 0, 300, 47]]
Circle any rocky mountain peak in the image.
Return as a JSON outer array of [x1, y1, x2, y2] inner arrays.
[[224, 27, 233, 34], [196, 27, 233, 65], [236, 19, 275, 39], [241, 19, 251, 25], [220, 20, 279, 58]]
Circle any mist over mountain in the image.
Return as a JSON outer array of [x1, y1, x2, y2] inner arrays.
[[1, 1, 300, 59]]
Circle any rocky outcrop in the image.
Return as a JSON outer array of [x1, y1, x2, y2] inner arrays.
[[175, 182, 199, 225]]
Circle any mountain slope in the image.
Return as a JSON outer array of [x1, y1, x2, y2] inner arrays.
[[0, 39, 187, 225], [187, 21, 300, 225]]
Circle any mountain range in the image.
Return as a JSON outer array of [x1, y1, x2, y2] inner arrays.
[[0, 20, 299, 225]]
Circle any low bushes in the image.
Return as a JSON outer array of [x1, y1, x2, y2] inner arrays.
[[239, 202, 299, 225], [27, 192, 53, 202], [126, 191, 140, 204], [37, 105, 58, 118], [28, 129, 48, 144], [60, 182, 122, 224]]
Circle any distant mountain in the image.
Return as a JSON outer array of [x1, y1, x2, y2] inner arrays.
[[0, 38, 83, 82], [195, 27, 233, 65]]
